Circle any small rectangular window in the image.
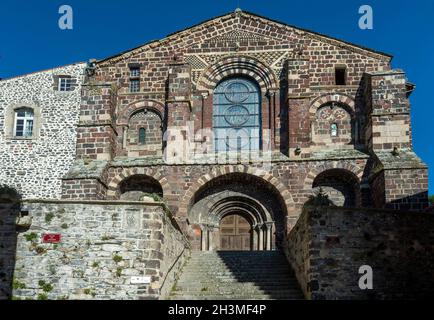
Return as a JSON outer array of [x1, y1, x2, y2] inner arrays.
[[330, 123, 338, 137], [130, 79, 140, 93], [138, 128, 146, 144], [58, 77, 74, 91], [130, 67, 140, 77], [335, 67, 346, 85], [14, 108, 34, 137]]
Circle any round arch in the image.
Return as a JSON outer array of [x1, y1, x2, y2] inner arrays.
[[118, 174, 163, 200], [197, 55, 279, 92], [303, 161, 364, 191], [118, 100, 165, 125], [312, 169, 361, 207], [309, 93, 356, 117], [189, 191, 273, 228], [106, 167, 171, 200], [178, 165, 294, 217], [185, 169, 292, 251]]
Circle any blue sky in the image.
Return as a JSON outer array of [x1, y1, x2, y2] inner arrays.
[[0, 0, 433, 194]]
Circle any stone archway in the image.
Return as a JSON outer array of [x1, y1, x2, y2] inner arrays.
[[197, 55, 279, 93], [106, 167, 171, 200], [312, 169, 361, 207], [187, 172, 287, 251]]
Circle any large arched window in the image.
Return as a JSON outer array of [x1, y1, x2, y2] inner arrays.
[[213, 77, 261, 152]]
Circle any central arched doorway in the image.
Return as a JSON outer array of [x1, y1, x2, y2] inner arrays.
[[188, 173, 287, 251], [219, 213, 253, 251]]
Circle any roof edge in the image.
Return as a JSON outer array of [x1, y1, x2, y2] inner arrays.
[[0, 61, 86, 82], [97, 10, 393, 66]]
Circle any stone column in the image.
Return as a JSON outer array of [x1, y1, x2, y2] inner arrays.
[[252, 225, 258, 250], [265, 222, 273, 251], [256, 224, 264, 251], [201, 225, 207, 251], [122, 125, 128, 149], [208, 225, 219, 251]]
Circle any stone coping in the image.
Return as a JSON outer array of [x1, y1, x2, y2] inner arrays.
[[64, 149, 372, 179], [20, 199, 191, 245], [375, 150, 428, 170], [303, 204, 432, 216], [109, 149, 370, 166], [21, 198, 166, 206]]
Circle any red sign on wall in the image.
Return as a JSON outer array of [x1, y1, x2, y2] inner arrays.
[[42, 233, 61, 243]]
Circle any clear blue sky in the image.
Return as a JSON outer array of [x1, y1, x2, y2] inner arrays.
[[0, 0, 433, 194]]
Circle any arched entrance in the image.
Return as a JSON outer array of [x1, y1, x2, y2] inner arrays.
[[219, 213, 252, 251], [118, 174, 163, 201], [312, 169, 360, 207], [188, 173, 286, 251]]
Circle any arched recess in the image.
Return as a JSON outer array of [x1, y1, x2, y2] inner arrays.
[[179, 165, 294, 217], [118, 100, 165, 125], [303, 162, 364, 191], [197, 55, 279, 93], [125, 109, 163, 155], [196, 55, 281, 150], [106, 167, 171, 200], [312, 102, 355, 147], [0, 185, 21, 300], [309, 93, 355, 116], [117, 100, 166, 157], [309, 168, 362, 207], [185, 170, 291, 251], [118, 174, 163, 201]]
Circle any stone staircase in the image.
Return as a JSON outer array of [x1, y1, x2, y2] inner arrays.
[[169, 251, 304, 300]]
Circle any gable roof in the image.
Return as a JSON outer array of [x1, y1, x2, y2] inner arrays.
[[97, 10, 393, 66]]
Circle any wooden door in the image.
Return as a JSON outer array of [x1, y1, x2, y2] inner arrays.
[[219, 214, 252, 250]]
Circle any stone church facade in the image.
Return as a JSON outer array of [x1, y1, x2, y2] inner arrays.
[[60, 11, 427, 251], [0, 11, 432, 300]]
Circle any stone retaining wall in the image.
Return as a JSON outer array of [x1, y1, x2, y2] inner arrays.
[[0, 200, 189, 300], [286, 206, 434, 299]]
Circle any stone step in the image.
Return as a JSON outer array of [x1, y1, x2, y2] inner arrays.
[[179, 271, 295, 276], [169, 250, 303, 300], [177, 277, 298, 283], [175, 281, 300, 287], [179, 271, 297, 276], [172, 288, 303, 295], [177, 278, 300, 283], [170, 294, 304, 300]]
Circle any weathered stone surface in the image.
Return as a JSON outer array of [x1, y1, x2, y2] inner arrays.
[[0, 63, 86, 199], [286, 206, 434, 299], [0, 201, 189, 300]]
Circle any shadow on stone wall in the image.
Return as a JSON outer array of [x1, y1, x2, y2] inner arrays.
[[0, 185, 22, 300], [287, 203, 434, 300], [388, 191, 429, 211]]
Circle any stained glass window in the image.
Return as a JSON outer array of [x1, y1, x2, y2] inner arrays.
[[213, 78, 261, 152]]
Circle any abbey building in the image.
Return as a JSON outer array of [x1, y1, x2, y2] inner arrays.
[[0, 11, 431, 300]]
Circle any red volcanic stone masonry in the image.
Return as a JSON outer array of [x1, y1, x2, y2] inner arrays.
[[62, 11, 429, 229]]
